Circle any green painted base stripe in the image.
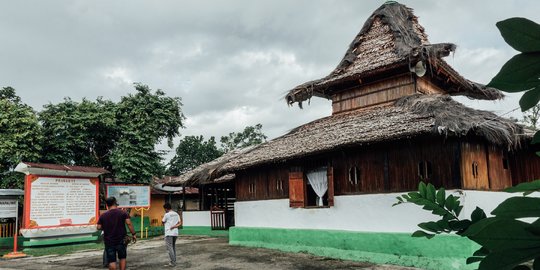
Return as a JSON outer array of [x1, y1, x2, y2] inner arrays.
[[23, 236, 98, 247], [180, 226, 229, 237], [230, 227, 479, 270], [0, 237, 25, 248]]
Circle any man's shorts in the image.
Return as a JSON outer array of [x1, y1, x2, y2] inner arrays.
[[105, 244, 127, 263]]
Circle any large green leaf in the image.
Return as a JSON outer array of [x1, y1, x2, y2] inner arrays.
[[496, 17, 540, 53], [505, 180, 540, 194], [532, 132, 540, 145], [471, 207, 487, 223], [520, 87, 540, 112], [492, 197, 540, 218], [426, 183, 436, 202], [412, 230, 435, 239], [419, 182, 427, 198], [463, 218, 540, 251], [487, 53, 540, 92], [478, 247, 540, 270], [436, 188, 446, 206]]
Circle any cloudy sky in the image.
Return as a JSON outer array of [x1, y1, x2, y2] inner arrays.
[[1, 0, 539, 161]]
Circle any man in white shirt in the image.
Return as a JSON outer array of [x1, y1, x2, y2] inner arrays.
[[162, 203, 181, 267]]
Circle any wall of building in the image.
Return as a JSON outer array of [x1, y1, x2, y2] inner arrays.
[[182, 211, 211, 226], [234, 191, 519, 232]]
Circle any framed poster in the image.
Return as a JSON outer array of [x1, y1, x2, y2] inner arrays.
[[106, 185, 150, 208], [23, 176, 99, 228]]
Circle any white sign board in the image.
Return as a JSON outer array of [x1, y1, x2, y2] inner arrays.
[[106, 185, 150, 208], [0, 199, 18, 218], [28, 177, 98, 227]]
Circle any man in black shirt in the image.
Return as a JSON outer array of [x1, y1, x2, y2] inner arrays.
[[97, 197, 137, 270]]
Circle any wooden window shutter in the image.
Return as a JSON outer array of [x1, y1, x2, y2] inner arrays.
[[288, 171, 305, 208], [327, 166, 335, 206]]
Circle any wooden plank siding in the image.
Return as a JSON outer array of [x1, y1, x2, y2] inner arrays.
[[235, 138, 540, 201], [416, 77, 446, 95], [509, 150, 540, 186], [460, 141, 490, 190], [236, 166, 289, 201], [487, 145, 512, 190], [331, 74, 415, 114]]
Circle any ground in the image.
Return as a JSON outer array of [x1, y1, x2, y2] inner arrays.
[[0, 235, 419, 270]]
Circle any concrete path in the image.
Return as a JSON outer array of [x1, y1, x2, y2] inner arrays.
[[0, 235, 420, 270]]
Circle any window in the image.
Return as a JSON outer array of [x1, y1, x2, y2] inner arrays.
[[502, 158, 509, 170], [288, 167, 334, 208], [472, 161, 479, 178], [417, 161, 432, 180], [248, 182, 256, 195], [306, 167, 328, 207], [348, 166, 360, 186]]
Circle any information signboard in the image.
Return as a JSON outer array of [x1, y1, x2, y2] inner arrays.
[[0, 199, 18, 218], [24, 177, 99, 228], [106, 185, 150, 208]]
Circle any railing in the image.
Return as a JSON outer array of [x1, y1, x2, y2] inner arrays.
[[210, 206, 227, 230], [0, 222, 16, 238]]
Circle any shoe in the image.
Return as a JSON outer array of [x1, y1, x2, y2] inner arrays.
[[163, 263, 176, 267]]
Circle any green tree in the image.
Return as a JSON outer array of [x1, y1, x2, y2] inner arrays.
[[167, 135, 223, 176], [395, 18, 540, 270], [0, 87, 42, 189], [521, 104, 540, 130], [39, 98, 119, 169], [220, 123, 267, 152], [111, 83, 185, 183]]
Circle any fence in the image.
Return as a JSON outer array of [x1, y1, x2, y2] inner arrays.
[[0, 222, 16, 238]]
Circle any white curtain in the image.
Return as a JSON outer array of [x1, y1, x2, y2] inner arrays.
[[306, 167, 328, 206]]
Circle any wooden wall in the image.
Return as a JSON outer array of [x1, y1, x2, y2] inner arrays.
[[460, 141, 489, 190], [235, 138, 540, 202], [509, 149, 540, 186], [331, 74, 415, 114], [487, 145, 512, 190], [416, 77, 446, 95], [236, 166, 289, 201], [237, 138, 461, 201]]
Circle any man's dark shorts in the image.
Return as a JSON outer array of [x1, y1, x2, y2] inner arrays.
[[105, 244, 127, 263]]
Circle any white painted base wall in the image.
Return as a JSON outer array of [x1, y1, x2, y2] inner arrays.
[[234, 191, 523, 233], [182, 211, 211, 226], [20, 225, 97, 238]]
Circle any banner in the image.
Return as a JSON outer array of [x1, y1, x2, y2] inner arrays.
[[0, 199, 18, 218], [25, 177, 98, 228], [106, 185, 150, 208]]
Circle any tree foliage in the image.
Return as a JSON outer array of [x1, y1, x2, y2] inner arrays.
[[110, 83, 185, 183], [395, 17, 540, 270], [0, 87, 42, 189], [39, 98, 119, 169], [521, 104, 540, 130], [220, 123, 267, 152], [167, 135, 223, 176]]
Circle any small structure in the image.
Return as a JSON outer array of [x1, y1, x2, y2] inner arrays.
[[136, 176, 199, 228], [15, 162, 108, 247], [1, 189, 25, 258], [169, 2, 540, 270]]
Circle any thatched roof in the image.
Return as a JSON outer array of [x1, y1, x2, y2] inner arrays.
[[168, 95, 525, 186], [166, 147, 251, 186], [285, 2, 503, 107]]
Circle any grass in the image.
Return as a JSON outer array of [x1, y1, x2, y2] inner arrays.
[[0, 247, 12, 256]]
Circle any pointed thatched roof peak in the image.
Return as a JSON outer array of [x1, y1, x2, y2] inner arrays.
[[286, 2, 503, 107]]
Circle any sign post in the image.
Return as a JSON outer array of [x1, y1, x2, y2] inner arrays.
[[1, 196, 26, 259], [106, 185, 151, 239]]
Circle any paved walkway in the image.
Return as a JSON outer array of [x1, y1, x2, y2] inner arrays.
[[0, 235, 419, 270]]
